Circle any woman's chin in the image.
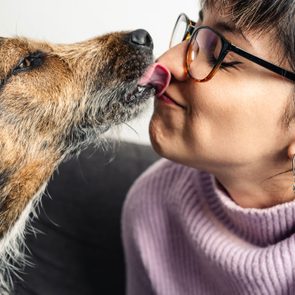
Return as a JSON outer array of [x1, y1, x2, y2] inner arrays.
[[149, 117, 183, 163], [149, 118, 165, 157]]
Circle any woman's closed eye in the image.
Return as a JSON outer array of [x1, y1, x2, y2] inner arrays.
[[220, 60, 243, 69], [208, 55, 242, 70]]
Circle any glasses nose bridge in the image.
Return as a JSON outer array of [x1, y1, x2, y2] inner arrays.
[[183, 24, 196, 43]]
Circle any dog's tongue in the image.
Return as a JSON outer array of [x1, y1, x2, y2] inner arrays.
[[139, 63, 171, 96]]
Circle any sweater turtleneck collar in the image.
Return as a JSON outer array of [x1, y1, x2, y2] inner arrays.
[[200, 171, 295, 247]]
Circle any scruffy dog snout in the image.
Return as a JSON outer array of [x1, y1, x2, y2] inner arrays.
[[128, 29, 154, 50]]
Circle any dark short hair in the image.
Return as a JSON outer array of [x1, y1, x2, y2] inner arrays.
[[202, 0, 295, 72]]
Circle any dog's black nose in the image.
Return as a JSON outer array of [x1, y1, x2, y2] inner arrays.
[[129, 29, 153, 50]]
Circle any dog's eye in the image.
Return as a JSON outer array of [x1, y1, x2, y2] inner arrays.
[[13, 51, 44, 74]]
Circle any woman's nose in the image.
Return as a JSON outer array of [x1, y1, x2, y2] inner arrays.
[[156, 43, 188, 82]]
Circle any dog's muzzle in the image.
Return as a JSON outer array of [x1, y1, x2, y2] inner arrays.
[[119, 29, 155, 104]]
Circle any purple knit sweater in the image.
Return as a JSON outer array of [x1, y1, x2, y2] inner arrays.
[[122, 159, 295, 295]]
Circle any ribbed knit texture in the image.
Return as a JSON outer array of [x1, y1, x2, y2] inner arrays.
[[122, 159, 295, 295]]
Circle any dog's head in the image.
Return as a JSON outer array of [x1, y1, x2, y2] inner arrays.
[[0, 30, 165, 241], [0, 30, 156, 153]]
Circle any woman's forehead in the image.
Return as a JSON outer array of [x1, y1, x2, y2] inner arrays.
[[201, 0, 288, 59], [202, 8, 252, 47], [201, 0, 289, 34]]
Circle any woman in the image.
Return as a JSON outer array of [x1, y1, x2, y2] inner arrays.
[[122, 0, 295, 294]]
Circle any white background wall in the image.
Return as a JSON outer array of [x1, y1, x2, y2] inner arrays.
[[0, 0, 198, 144]]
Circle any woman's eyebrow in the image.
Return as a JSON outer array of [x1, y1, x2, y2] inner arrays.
[[201, 9, 251, 45], [214, 21, 251, 45]]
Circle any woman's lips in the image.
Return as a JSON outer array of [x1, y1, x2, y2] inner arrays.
[[138, 63, 186, 109], [157, 92, 186, 109]]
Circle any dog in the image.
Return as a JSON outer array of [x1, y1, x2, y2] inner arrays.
[[0, 28, 170, 294]]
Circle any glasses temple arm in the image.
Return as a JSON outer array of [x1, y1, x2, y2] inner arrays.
[[229, 44, 295, 82]]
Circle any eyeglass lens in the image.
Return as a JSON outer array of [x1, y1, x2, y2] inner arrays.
[[171, 15, 224, 81], [170, 14, 189, 48], [187, 28, 223, 80]]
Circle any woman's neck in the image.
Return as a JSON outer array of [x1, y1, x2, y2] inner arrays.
[[214, 162, 294, 209]]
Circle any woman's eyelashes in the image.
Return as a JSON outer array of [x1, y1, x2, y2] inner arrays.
[[220, 61, 242, 69], [209, 55, 242, 70]]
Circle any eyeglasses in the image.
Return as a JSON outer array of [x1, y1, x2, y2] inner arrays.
[[170, 13, 295, 82]]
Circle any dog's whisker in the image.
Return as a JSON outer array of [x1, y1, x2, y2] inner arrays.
[[123, 122, 139, 136]]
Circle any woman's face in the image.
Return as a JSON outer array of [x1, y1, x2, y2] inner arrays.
[[149, 6, 295, 174]]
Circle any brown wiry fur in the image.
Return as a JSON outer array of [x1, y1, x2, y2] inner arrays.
[[0, 30, 154, 292]]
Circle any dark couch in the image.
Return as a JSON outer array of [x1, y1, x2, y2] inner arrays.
[[13, 141, 159, 295]]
